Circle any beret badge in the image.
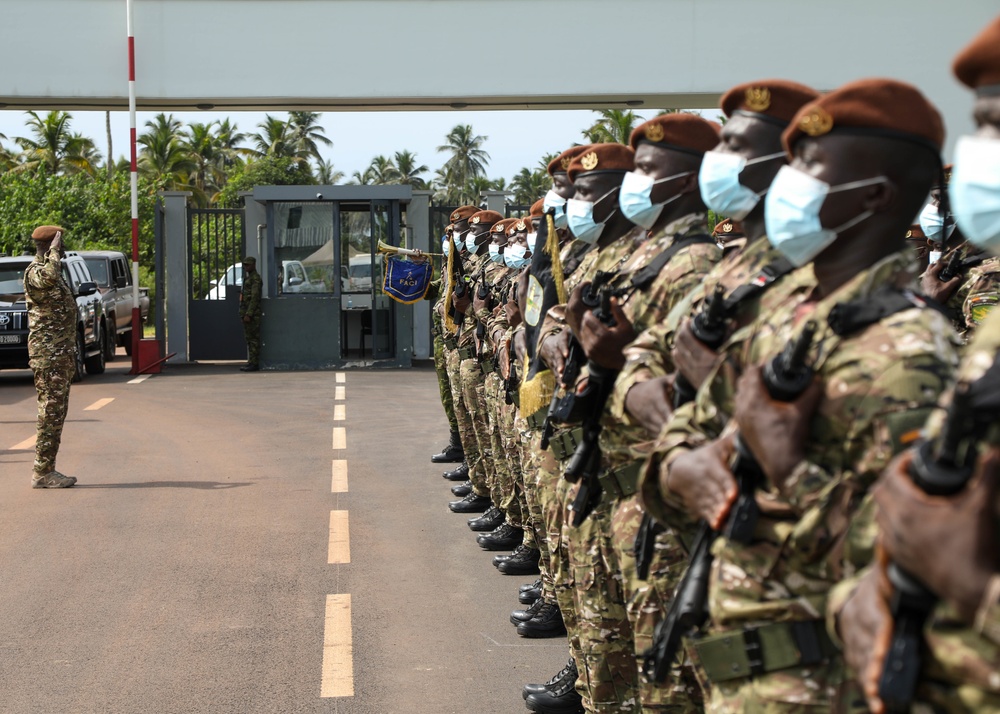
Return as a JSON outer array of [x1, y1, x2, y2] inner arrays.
[[745, 87, 771, 112], [560, 157, 572, 170], [644, 124, 666, 143], [799, 107, 834, 137], [905, 229, 914, 239], [516, 220, 526, 232], [722, 222, 733, 233], [580, 151, 599, 171], [471, 216, 481, 225]]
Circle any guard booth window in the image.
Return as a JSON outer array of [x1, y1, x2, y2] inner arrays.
[[273, 202, 337, 295]]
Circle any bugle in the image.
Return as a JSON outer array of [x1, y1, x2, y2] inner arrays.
[[377, 239, 443, 257]]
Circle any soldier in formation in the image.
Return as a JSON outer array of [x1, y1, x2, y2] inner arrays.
[[239, 255, 262, 372], [425, 16, 1000, 712]]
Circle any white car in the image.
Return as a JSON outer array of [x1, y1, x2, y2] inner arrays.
[[204, 263, 243, 300]]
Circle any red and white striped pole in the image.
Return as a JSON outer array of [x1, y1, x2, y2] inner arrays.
[[127, 0, 141, 373]]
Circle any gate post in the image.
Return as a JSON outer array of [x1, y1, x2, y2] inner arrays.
[[481, 189, 510, 214], [409, 190, 432, 360], [161, 191, 193, 362]]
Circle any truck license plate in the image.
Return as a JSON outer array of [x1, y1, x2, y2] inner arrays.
[[0, 334, 22, 344]]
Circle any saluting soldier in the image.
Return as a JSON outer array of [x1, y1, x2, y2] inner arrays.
[[836, 16, 1000, 713], [239, 255, 262, 372], [646, 80, 961, 711], [25, 225, 79, 489]]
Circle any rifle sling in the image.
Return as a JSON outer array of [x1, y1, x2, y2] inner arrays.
[[629, 234, 717, 292]]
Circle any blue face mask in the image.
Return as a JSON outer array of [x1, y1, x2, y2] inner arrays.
[[464, 231, 481, 253], [618, 170, 692, 229], [918, 202, 956, 244], [544, 190, 569, 229], [567, 185, 620, 244], [442, 236, 451, 257], [488, 243, 505, 265], [526, 232, 538, 251], [699, 150, 785, 221], [504, 243, 530, 269], [764, 165, 885, 267], [951, 135, 1000, 255]]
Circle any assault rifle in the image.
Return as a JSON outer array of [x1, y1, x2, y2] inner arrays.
[[565, 283, 620, 527], [636, 285, 730, 580], [644, 321, 817, 682], [878, 355, 1000, 711]]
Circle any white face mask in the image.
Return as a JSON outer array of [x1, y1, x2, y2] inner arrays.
[[764, 165, 886, 267], [544, 189, 569, 229], [699, 150, 785, 221], [504, 243, 530, 269], [951, 135, 1000, 255], [566, 185, 620, 245], [525, 231, 538, 251], [618, 170, 693, 230], [442, 236, 451, 257], [917, 202, 956, 244], [488, 242, 505, 265]]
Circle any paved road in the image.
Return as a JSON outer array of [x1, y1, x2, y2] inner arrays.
[[0, 356, 565, 714]]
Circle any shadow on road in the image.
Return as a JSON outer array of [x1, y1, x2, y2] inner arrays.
[[77, 481, 253, 490]]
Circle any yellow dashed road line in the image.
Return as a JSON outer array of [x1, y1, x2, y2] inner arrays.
[[11, 435, 36, 451], [328, 510, 350, 564], [335, 386, 345, 400], [334, 404, 345, 421], [332, 427, 346, 450], [332, 460, 348, 493], [84, 398, 115, 411], [320, 594, 354, 697], [335, 372, 345, 383]]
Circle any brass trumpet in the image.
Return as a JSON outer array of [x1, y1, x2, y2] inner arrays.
[[377, 239, 442, 257]]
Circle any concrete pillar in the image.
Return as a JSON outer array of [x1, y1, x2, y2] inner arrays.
[[481, 190, 510, 215], [408, 190, 432, 360], [160, 191, 193, 362]]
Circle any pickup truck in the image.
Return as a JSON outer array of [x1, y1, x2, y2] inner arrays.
[[80, 250, 150, 358], [0, 252, 109, 380]]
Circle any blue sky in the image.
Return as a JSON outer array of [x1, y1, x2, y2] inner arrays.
[[0, 107, 718, 185]]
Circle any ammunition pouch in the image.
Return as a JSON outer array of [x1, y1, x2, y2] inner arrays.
[[526, 406, 548, 431], [694, 620, 837, 684], [457, 345, 476, 361], [548, 427, 584, 462], [598, 461, 641, 500], [444, 336, 458, 351]]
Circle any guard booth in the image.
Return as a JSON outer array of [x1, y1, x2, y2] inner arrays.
[[176, 184, 418, 369], [248, 185, 414, 369]]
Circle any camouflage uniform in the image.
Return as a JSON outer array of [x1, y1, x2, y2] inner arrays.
[[430, 279, 458, 433], [829, 307, 1000, 713], [239, 268, 263, 366], [644, 251, 961, 711], [610, 235, 813, 706], [25, 245, 78, 479], [960, 254, 1000, 338], [538, 231, 646, 713], [457, 251, 495, 500], [590, 212, 721, 712]]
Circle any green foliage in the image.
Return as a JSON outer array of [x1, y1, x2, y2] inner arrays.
[[0, 168, 158, 263], [216, 155, 315, 208]]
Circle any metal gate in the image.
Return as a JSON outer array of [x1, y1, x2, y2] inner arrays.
[[188, 207, 246, 360]]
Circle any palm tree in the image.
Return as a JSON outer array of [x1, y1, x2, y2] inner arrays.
[[510, 166, 549, 205], [215, 118, 251, 171], [314, 158, 345, 184], [14, 110, 78, 174], [251, 115, 297, 161], [393, 150, 428, 188], [287, 111, 332, 163], [183, 121, 225, 205], [64, 132, 101, 176], [364, 155, 401, 185], [137, 113, 197, 190], [583, 109, 640, 145], [437, 124, 490, 201]]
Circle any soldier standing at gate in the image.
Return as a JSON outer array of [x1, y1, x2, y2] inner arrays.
[[239, 256, 262, 372], [25, 225, 78, 489]]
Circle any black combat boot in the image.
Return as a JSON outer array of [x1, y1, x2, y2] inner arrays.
[[516, 599, 566, 638], [468, 506, 504, 532], [477, 523, 522, 551], [510, 594, 545, 624], [522, 658, 578, 700], [450, 480, 473, 497], [431, 429, 464, 463], [495, 545, 540, 575], [518, 579, 542, 605], [448, 492, 491, 513], [442, 462, 469, 481], [524, 663, 584, 713]]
